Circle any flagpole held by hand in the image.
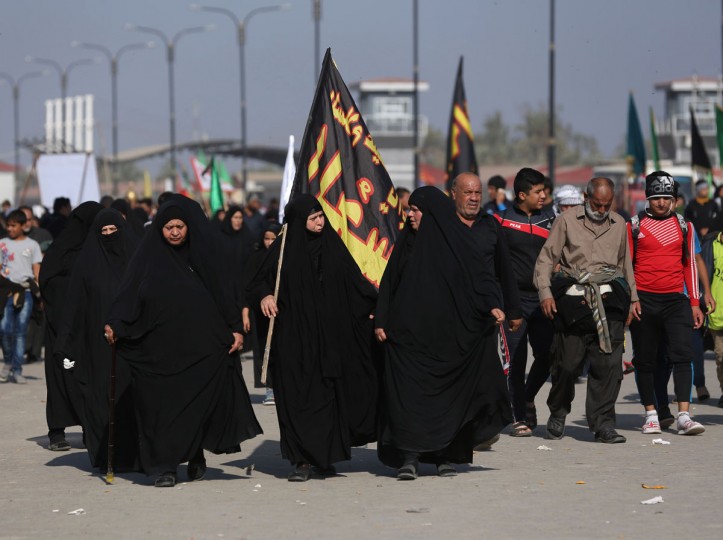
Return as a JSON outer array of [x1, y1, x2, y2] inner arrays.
[[261, 223, 288, 385]]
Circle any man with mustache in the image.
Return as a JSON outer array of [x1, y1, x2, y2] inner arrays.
[[534, 177, 640, 444]]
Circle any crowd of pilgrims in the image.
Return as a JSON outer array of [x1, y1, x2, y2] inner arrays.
[[3, 170, 713, 487]]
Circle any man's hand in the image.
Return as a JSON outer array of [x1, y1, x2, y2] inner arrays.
[[104, 324, 116, 345], [490, 308, 505, 325], [704, 292, 716, 315], [692, 305, 704, 330], [242, 307, 251, 333], [508, 318, 523, 332], [375, 328, 387, 343], [540, 298, 557, 320], [626, 301, 642, 326], [229, 332, 244, 354], [260, 295, 278, 318]]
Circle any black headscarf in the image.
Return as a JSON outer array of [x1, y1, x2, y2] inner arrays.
[[111, 199, 146, 239], [54, 207, 140, 471], [246, 194, 379, 468], [375, 186, 512, 467], [219, 205, 255, 307], [106, 195, 261, 475]]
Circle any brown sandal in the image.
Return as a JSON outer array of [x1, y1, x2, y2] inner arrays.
[[510, 421, 533, 437]]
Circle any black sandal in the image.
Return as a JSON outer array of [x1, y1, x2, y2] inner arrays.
[[155, 471, 177, 488], [397, 460, 418, 480], [510, 421, 533, 437], [437, 463, 458, 477], [288, 463, 311, 482]]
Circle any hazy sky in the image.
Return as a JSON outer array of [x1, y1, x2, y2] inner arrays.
[[1, 0, 720, 173]]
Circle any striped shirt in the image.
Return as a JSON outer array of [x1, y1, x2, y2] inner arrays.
[[628, 215, 699, 305]]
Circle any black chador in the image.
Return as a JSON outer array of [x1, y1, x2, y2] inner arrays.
[[106, 196, 262, 483], [54, 209, 140, 470], [375, 187, 512, 474], [247, 195, 379, 478], [39, 201, 103, 449]]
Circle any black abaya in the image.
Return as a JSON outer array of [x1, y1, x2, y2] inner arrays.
[[39, 201, 103, 436], [54, 209, 140, 470], [106, 196, 262, 475], [247, 195, 379, 468], [375, 186, 513, 468]]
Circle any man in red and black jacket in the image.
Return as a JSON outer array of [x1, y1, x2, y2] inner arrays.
[[628, 171, 705, 436], [495, 167, 556, 436]]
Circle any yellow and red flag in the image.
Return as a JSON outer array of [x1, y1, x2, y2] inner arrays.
[[445, 56, 477, 191], [291, 48, 403, 287]]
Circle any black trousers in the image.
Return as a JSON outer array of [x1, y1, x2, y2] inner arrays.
[[630, 291, 693, 406], [547, 320, 624, 433], [506, 294, 554, 421]]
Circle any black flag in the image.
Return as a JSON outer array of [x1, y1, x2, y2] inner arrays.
[[445, 57, 478, 191], [690, 106, 712, 171], [291, 48, 404, 287]]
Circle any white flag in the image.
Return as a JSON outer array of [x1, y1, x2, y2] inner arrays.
[[278, 135, 296, 224]]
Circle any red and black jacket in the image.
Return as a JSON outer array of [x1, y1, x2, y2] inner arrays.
[[495, 204, 555, 296]]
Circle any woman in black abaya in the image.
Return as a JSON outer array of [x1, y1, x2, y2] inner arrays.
[[375, 186, 512, 479], [219, 205, 255, 311], [104, 196, 262, 487], [248, 195, 379, 482], [54, 208, 140, 471], [39, 201, 103, 451]]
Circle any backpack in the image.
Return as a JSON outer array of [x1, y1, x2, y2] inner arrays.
[[630, 211, 688, 266]]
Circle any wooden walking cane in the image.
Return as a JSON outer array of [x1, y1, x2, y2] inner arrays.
[[106, 342, 117, 484], [261, 223, 288, 385]]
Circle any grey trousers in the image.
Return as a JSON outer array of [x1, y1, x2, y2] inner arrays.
[[546, 320, 624, 433]]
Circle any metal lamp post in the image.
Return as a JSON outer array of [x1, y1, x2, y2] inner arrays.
[[190, 3, 291, 189], [26, 56, 96, 151], [125, 23, 213, 182], [71, 40, 154, 190], [0, 71, 43, 185]]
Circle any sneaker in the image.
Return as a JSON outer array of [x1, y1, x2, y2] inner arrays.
[[262, 390, 275, 406], [642, 419, 662, 434], [0, 364, 10, 382], [677, 417, 705, 435], [13, 373, 27, 384], [623, 361, 635, 375]]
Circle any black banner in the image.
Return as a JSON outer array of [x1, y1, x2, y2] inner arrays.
[[445, 57, 478, 191]]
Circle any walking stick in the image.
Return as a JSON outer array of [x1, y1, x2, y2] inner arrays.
[[261, 223, 288, 385], [106, 342, 117, 484]]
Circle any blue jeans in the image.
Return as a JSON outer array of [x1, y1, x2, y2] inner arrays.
[[1, 292, 33, 375]]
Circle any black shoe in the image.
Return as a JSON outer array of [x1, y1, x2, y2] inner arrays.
[[187, 459, 207, 481], [718, 395, 723, 408], [595, 427, 626, 444], [659, 414, 675, 430], [288, 463, 311, 482], [397, 460, 418, 480], [48, 440, 71, 451], [312, 465, 336, 477], [155, 471, 177, 487], [473, 433, 500, 451], [545, 415, 566, 440], [437, 463, 457, 477]]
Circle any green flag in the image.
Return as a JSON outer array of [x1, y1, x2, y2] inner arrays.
[[206, 157, 224, 213], [716, 104, 723, 167], [626, 93, 646, 177], [649, 107, 660, 171]]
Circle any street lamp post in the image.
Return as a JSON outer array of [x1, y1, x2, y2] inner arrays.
[[125, 24, 212, 182], [190, 3, 291, 189], [71, 40, 154, 191], [313, 0, 321, 82], [0, 71, 43, 185], [26, 56, 96, 151]]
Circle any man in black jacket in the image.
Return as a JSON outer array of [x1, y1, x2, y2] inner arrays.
[[495, 168, 556, 436]]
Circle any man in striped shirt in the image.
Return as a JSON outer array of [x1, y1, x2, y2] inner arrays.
[[628, 171, 705, 436]]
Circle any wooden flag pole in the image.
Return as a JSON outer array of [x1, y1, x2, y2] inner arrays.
[[261, 223, 288, 385]]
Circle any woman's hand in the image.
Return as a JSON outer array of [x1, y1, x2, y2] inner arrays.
[[104, 324, 116, 345], [260, 295, 278, 318], [229, 332, 244, 354], [242, 307, 251, 333], [490, 308, 505, 325]]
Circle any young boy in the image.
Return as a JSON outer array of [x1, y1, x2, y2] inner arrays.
[[0, 210, 42, 384]]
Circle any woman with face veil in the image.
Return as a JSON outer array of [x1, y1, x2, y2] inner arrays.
[[54, 208, 140, 471], [39, 201, 103, 451], [105, 196, 262, 487], [374, 186, 513, 479], [248, 194, 379, 482]]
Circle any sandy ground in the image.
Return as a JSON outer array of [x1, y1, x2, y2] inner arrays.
[[1, 341, 722, 540]]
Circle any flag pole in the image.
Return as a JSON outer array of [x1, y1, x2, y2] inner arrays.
[[261, 222, 288, 385]]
